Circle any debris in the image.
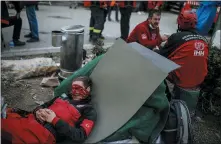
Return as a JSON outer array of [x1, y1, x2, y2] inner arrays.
[[32, 95, 37, 100], [34, 101, 44, 105], [1, 58, 59, 80], [40, 72, 60, 87]]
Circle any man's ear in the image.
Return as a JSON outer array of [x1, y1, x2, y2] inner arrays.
[[87, 86, 91, 92]]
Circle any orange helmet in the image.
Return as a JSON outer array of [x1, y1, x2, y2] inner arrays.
[[177, 10, 197, 30]]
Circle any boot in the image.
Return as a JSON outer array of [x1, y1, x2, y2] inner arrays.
[[13, 40, 26, 46], [24, 33, 32, 38]]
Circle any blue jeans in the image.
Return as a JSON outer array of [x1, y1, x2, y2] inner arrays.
[[26, 5, 39, 38]]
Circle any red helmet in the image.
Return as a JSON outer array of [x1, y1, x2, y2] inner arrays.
[[177, 10, 197, 30]]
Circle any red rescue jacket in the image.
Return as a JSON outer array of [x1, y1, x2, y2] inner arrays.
[[127, 20, 162, 49], [159, 30, 209, 88], [117, 1, 136, 8], [148, 1, 163, 10], [84, 1, 107, 8]]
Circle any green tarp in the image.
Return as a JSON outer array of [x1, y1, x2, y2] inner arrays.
[[54, 55, 170, 143]]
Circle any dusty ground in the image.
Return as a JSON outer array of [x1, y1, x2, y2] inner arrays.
[[1, 55, 221, 144]]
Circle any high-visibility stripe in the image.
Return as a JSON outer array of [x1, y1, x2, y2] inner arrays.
[[93, 29, 101, 33], [89, 27, 94, 30]]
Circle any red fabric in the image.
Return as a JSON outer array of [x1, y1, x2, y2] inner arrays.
[[80, 119, 94, 136], [148, 1, 163, 10], [183, 2, 192, 11], [127, 20, 162, 49], [72, 84, 90, 99], [48, 98, 81, 127], [1, 19, 9, 25], [118, 1, 136, 8], [1, 98, 81, 143], [84, 1, 107, 7], [168, 40, 208, 88], [1, 114, 56, 144], [84, 1, 91, 7], [52, 117, 60, 126], [6, 109, 22, 118]]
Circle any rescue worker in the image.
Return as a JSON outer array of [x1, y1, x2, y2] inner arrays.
[[1, 1, 25, 46], [157, 10, 209, 115], [147, 1, 163, 10], [87, 1, 107, 46], [127, 9, 168, 50], [1, 76, 96, 144], [117, 1, 136, 41], [107, 0, 119, 22]]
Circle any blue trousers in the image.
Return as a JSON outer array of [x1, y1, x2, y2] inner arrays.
[[26, 5, 39, 38]]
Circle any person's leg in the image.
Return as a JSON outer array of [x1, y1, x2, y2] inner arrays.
[[25, 7, 32, 38], [92, 7, 105, 45], [26, 5, 39, 42], [7, 16, 26, 46], [100, 8, 108, 39], [115, 5, 119, 22], [108, 7, 112, 21], [173, 85, 200, 117], [35, 4, 39, 11], [89, 7, 96, 42], [120, 7, 132, 41]]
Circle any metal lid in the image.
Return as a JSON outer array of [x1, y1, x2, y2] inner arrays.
[[61, 25, 84, 33]]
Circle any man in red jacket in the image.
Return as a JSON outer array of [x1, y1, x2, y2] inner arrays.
[[127, 9, 168, 49], [158, 10, 209, 116], [148, 1, 164, 10]]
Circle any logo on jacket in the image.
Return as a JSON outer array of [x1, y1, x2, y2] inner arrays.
[[151, 33, 156, 40], [194, 42, 205, 56], [141, 34, 147, 39], [195, 42, 204, 50]]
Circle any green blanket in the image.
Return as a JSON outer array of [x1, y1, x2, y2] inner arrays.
[[54, 55, 169, 143]]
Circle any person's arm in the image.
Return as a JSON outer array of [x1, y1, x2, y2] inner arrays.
[[157, 33, 178, 57], [33, 97, 58, 114], [126, 27, 137, 43], [52, 107, 97, 143], [137, 27, 162, 49]]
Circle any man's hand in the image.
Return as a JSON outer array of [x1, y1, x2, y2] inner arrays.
[[36, 109, 47, 122], [44, 109, 56, 123], [161, 35, 169, 42]]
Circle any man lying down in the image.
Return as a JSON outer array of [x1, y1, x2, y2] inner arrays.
[[1, 76, 96, 144]]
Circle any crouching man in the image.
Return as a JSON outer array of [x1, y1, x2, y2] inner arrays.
[[157, 10, 209, 115], [127, 9, 168, 50], [1, 76, 96, 144]]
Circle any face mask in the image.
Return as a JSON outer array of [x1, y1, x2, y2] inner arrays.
[[71, 84, 89, 99]]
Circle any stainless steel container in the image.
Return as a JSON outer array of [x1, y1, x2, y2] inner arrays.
[[51, 30, 63, 47], [59, 25, 84, 78]]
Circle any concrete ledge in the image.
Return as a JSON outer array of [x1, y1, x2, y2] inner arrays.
[[1, 43, 113, 58]]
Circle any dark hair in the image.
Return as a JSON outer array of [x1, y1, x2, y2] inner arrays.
[[148, 9, 161, 18], [72, 76, 92, 88]]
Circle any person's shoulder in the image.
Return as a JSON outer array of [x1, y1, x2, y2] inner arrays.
[[134, 20, 148, 31], [139, 20, 149, 27]]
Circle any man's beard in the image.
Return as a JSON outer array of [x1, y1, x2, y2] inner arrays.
[[149, 23, 159, 29]]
